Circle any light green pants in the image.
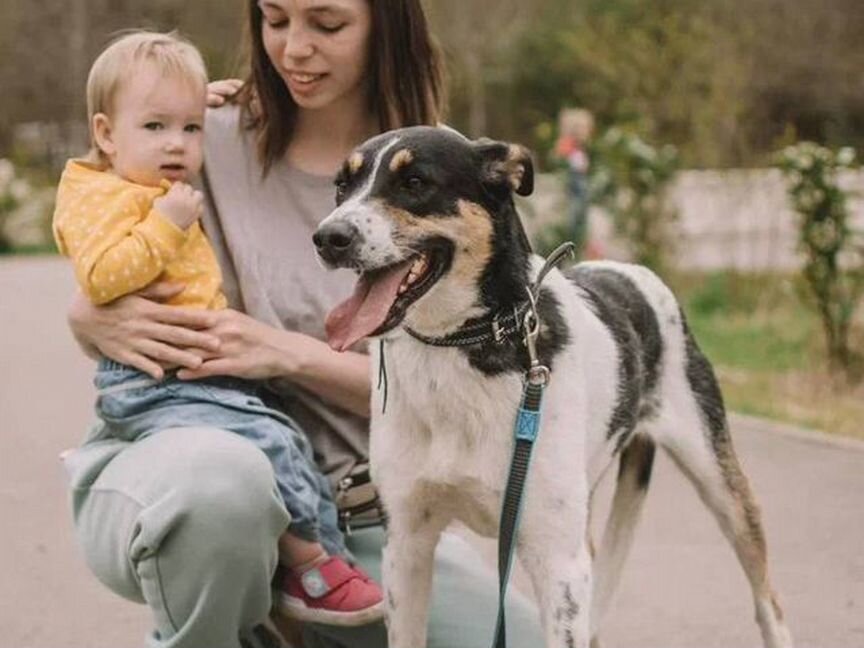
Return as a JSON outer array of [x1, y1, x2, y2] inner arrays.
[[68, 427, 542, 648]]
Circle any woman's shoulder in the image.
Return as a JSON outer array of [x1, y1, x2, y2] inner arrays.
[[205, 103, 244, 138], [204, 103, 259, 172]]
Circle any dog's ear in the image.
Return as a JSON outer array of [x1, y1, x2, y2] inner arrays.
[[474, 139, 535, 196]]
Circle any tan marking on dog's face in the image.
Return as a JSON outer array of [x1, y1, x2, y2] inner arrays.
[[380, 198, 493, 288], [348, 151, 364, 175], [389, 148, 414, 173]]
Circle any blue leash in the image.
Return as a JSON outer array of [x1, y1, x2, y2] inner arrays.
[[376, 242, 574, 647], [492, 287, 552, 648]]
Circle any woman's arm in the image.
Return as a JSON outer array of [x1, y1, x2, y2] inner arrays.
[[176, 309, 371, 418], [69, 288, 370, 414], [68, 283, 222, 380], [284, 337, 371, 419]]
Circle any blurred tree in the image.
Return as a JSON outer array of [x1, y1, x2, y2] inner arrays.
[[426, 0, 532, 137], [507, 0, 752, 167], [745, 0, 864, 154], [0, 0, 243, 159], [2, 0, 864, 169]]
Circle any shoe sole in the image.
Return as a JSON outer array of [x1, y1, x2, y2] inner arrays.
[[277, 593, 386, 627]]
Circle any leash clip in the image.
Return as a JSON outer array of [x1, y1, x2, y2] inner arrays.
[[523, 288, 550, 386]]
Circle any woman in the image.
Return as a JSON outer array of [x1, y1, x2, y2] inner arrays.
[[67, 1, 542, 646]]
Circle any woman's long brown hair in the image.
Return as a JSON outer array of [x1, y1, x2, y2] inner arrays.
[[239, 0, 447, 175]]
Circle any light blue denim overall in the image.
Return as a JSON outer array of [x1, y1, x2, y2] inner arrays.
[[92, 359, 346, 557]]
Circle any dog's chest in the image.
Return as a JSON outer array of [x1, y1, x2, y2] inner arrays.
[[372, 341, 522, 528], [382, 339, 521, 432]]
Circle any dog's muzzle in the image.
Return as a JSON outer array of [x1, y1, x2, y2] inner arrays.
[[313, 220, 361, 267]]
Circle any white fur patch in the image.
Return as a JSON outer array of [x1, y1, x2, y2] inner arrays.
[[318, 137, 402, 268]]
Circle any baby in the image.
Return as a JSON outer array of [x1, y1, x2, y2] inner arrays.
[[53, 31, 383, 627]]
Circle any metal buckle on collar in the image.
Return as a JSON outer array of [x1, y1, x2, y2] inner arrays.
[[491, 312, 505, 344]]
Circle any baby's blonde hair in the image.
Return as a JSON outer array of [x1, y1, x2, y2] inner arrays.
[[86, 30, 208, 161]]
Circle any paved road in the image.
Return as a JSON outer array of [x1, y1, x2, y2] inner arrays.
[[2, 256, 863, 648]]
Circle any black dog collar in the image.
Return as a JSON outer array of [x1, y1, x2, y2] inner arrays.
[[404, 301, 531, 348], [403, 242, 576, 349]]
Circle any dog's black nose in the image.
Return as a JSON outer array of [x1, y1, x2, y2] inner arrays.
[[313, 221, 360, 265]]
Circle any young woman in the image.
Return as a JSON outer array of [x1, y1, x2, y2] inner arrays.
[[66, 1, 542, 646]]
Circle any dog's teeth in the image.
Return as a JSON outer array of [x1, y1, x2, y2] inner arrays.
[[411, 256, 428, 275]]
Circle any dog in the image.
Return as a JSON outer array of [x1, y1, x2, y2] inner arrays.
[[313, 126, 793, 648]]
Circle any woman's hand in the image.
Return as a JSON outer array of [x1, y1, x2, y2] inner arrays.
[[207, 79, 244, 108], [176, 309, 295, 381], [177, 309, 372, 417], [68, 283, 222, 380]]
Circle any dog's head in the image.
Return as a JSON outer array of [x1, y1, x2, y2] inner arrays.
[[314, 126, 535, 351]]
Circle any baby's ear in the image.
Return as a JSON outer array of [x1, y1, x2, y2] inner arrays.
[[91, 113, 116, 157], [473, 139, 534, 196]]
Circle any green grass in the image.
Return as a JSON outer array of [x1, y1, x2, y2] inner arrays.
[[0, 244, 58, 256], [674, 271, 816, 370], [668, 271, 864, 440]]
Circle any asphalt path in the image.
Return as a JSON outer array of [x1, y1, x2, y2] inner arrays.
[[1, 256, 862, 648]]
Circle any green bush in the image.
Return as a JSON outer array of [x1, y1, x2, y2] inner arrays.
[[589, 128, 679, 272], [774, 142, 864, 378], [0, 158, 56, 254]]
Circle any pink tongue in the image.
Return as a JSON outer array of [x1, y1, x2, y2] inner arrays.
[[325, 262, 414, 351]]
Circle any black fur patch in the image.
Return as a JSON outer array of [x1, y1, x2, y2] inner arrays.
[[619, 434, 657, 490], [681, 309, 727, 438], [567, 266, 665, 449], [346, 128, 491, 219], [461, 287, 570, 376]]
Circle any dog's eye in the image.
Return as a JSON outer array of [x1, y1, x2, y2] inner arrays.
[[335, 179, 348, 203], [403, 176, 426, 193]]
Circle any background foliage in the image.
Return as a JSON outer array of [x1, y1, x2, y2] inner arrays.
[[1, 0, 864, 169], [774, 143, 864, 376]]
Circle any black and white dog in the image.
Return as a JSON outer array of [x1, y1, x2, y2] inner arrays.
[[313, 126, 792, 648]]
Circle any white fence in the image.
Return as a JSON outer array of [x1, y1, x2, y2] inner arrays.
[[524, 169, 864, 272]]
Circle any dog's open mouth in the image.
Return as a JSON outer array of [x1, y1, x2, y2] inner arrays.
[[325, 241, 451, 351]]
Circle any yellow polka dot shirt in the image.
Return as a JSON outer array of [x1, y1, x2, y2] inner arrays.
[[53, 159, 227, 309]]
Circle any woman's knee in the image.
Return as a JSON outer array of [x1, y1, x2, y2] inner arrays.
[[164, 427, 291, 554], [119, 428, 290, 637], [76, 427, 290, 600]]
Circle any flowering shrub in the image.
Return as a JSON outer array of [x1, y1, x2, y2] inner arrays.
[[775, 142, 864, 376], [0, 158, 55, 253], [589, 128, 679, 272], [0, 159, 33, 251]]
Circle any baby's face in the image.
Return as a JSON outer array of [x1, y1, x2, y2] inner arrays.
[[102, 64, 206, 187]]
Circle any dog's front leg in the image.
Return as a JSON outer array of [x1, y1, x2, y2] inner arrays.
[[382, 508, 443, 648], [521, 527, 593, 648]]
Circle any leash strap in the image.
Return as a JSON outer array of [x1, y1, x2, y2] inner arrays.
[[491, 243, 573, 648], [493, 380, 545, 648]]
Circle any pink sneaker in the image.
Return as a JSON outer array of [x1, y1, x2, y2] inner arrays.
[[276, 556, 385, 626]]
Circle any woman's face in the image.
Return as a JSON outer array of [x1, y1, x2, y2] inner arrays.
[[259, 0, 372, 114]]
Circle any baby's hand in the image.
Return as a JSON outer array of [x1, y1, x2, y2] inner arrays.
[[154, 183, 204, 230]]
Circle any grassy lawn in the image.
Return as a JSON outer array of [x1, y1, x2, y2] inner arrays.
[[669, 271, 864, 440]]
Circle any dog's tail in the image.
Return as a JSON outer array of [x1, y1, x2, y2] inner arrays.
[[590, 433, 656, 635]]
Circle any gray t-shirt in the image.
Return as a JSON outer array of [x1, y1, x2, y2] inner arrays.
[[201, 104, 369, 487]]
